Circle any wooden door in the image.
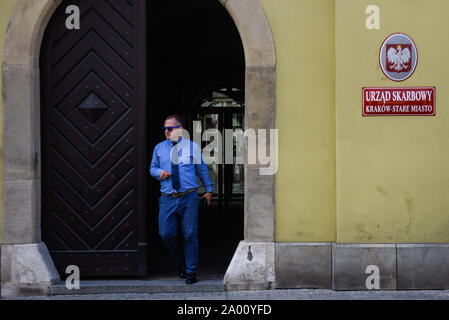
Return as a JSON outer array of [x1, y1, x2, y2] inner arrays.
[[40, 0, 147, 277]]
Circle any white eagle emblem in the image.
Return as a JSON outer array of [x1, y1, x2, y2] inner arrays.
[[387, 45, 411, 72]]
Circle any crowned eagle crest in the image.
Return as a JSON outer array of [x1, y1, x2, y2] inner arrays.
[[387, 45, 411, 72]]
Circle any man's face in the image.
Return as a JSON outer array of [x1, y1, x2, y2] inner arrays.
[[164, 118, 183, 141]]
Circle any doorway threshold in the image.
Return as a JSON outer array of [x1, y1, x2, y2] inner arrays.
[[51, 278, 225, 295]]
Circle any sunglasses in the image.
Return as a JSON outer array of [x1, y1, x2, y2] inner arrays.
[[162, 125, 181, 132]]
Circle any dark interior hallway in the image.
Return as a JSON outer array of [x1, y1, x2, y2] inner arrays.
[[146, 0, 245, 279]]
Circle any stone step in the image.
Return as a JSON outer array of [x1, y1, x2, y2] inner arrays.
[[51, 279, 225, 295]]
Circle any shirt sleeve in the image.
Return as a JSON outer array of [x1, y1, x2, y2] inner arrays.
[[149, 145, 163, 181], [193, 142, 214, 193]]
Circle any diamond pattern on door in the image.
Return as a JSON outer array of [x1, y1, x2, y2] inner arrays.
[[77, 93, 110, 124], [41, 0, 147, 277]]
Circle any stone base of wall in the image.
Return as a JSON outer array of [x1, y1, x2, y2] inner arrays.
[[0, 242, 60, 297], [275, 242, 449, 290], [224, 241, 275, 291], [3, 241, 449, 296], [275, 243, 332, 288], [397, 244, 449, 289], [332, 244, 396, 290]]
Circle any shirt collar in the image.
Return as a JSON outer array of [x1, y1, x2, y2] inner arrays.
[[170, 137, 183, 145]]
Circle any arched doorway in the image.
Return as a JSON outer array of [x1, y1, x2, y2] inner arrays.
[[1, 0, 275, 295], [146, 0, 245, 278]]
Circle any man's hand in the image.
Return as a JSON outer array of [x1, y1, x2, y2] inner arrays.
[[201, 193, 213, 206], [159, 170, 171, 180]]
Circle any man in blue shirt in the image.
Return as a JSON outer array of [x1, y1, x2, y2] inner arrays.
[[150, 114, 213, 284]]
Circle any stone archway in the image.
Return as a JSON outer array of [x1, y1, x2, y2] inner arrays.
[[1, 0, 63, 297], [1, 0, 276, 296], [217, 0, 276, 290]]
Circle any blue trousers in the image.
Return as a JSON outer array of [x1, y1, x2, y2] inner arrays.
[[158, 191, 200, 274]]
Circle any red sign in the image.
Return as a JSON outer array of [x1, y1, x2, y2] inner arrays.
[[362, 87, 435, 116]]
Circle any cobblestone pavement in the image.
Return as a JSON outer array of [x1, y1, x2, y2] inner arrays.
[[3, 289, 449, 300]]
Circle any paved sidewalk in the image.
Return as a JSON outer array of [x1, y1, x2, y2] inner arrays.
[[3, 289, 449, 300]]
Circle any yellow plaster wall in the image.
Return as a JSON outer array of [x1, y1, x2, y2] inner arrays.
[[336, 0, 449, 243], [5, 0, 447, 245], [260, 0, 337, 242]]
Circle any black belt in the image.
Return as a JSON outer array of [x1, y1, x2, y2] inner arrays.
[[161, 188, 197, 198]]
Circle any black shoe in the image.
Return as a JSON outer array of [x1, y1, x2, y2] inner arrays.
[[185, 273, 197, 284], [179, 265, 187, 279]]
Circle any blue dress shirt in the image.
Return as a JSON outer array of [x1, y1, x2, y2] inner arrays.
[[149, 137, 214, 194]]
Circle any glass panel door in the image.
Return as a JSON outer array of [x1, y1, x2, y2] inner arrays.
[[231, 112, 244, 196], [190, 86, 244, 209]]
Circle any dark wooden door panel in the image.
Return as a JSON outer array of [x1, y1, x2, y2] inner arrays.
[[41, 0, 147, 277]]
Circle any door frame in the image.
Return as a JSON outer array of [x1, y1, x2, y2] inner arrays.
[[1, 0, 276, 295]]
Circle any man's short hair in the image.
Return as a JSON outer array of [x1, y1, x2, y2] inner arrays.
[[165, 114, 184, 126]]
